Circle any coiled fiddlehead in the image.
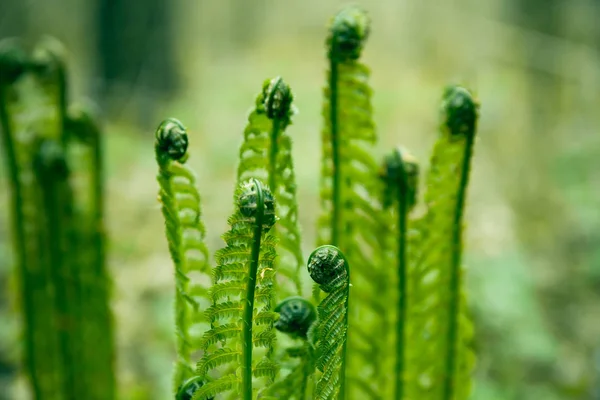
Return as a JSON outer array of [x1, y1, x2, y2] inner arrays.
[[274, 297, 317, 340], [318, 7, 386, 398], [195, 179, 278, 400], [261, 297, 317, 400], [405, 86, 479, 400], [308, 245, 350, 400], [155, 118, 212, 391], [236, 76, 303, 299], [379, 148, 419, 400]]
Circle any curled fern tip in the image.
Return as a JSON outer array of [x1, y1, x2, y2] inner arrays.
[[307, 245, 348, 293], [239, 179, 276, 230], [380, 147, 419, 209], [262, 76, 293, 121], [274, 296, 317, 339], [442, 86, 478, 137], [327, 6, 370, 62], [155, 118, 189, 162]]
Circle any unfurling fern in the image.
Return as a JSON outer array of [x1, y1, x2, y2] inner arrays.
[[317, 6, 387, 398], [195, 179, 278, 400], [261, 297, 317, 400], [405, 86, 479, 400], [308, 245, 350, 400], [379, 148, 419, 400], [236, 76, 303, 299], [155, 118, 212, 390]]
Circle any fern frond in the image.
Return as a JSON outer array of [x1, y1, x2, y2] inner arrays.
[[155, 118, 212, 389], [262, 297, 317, 400], [235, 76, 303, 299], [378, 147, 419, 399], [318, 7, 387, 397], [405, 86, 479, 400], [197, 179, 278, 400], [307, 246, 350, 400]]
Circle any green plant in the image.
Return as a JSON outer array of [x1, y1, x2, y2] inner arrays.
[[157, 7, 480, 400], [0, 37, 114, 399]]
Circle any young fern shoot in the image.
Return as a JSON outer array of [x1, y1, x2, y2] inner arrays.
[[318, 7, 386, 397], [308, 245, 350, 400], [379, 148, 419, 400], [155, 118, 212, 390], [262, 297, 317, 400], [195, 179, 278, 400], [405, 86, 479, 400], [236, 76, 303, 299]]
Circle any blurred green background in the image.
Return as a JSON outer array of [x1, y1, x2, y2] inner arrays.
[[1, 0, 599, 399]]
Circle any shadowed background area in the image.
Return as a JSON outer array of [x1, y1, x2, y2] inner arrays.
[[0, 0, 599, 399]]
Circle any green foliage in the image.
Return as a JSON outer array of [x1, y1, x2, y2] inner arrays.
[[0, 37, 114, 399]]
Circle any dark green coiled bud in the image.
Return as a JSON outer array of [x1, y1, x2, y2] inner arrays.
[[0, 39, 28, 86], [239, 179, 276, 231], [176, 376, 213, 400], [155, 118, 189, 163], [327, 6, 370, 62], [379, 147, 419, 209], [34, 140, 69, 181], [441, 85, 478, 138], [262, 76, 293, 122], [274, 296, 317, 339], [307, 245, 349, 293]]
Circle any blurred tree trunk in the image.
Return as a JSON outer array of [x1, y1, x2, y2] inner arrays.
[[97, 0, 177, 127]]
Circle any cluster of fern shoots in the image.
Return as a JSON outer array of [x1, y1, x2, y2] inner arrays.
[[157, 6, 480, 400], [0, 38, 114, 398]]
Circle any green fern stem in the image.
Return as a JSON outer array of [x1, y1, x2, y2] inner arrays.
[[241, 178, 267, 400], [441, 87, 478, 400], [328, 59, 340, 246], [395, 192, 407, 400]]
